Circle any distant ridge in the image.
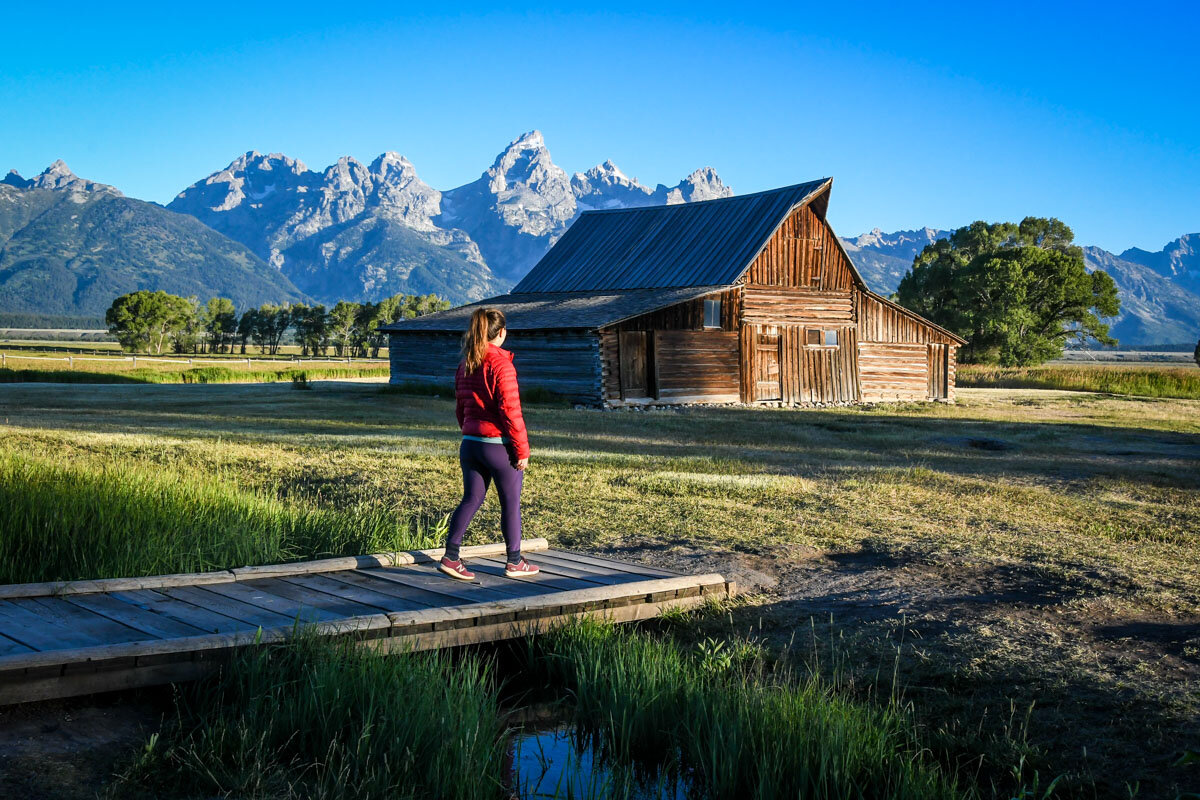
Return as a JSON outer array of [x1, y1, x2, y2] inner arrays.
[[0, 162, 306, 316]]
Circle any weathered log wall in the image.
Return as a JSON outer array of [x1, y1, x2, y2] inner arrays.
[[854, 291, 960, 346], [653, 330, 740, 403], [857, 342, 930, 401], [744, 204, 856, 290], [388, 331, 603, 404]]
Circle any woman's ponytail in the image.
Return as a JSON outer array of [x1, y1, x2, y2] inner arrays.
[[461, 308, 506, 373]]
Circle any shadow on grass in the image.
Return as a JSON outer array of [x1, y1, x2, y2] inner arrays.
[[2, 384, 1198, 491]]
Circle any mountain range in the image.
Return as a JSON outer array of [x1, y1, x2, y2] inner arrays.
[[1, 132, 1197, 344], [0, 162, 303, 316]]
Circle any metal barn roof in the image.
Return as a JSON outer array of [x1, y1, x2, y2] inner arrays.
[[379, 286, 729, 333], [511, 179, 832, 293]]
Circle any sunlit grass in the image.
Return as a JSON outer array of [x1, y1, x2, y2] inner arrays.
[[958, 363, 1200, 399]]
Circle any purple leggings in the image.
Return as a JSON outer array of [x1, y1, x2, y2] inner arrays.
[[445, 439, 523, 562]]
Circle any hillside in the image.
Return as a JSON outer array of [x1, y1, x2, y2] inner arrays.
[[0, 163, 306, 316]]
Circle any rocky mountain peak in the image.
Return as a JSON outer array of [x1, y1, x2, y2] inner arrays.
[[23, 160, 121, 196], [663, 167, 731, 205], [1120, 233, 1200, 293], [2, 169, 31, 189]]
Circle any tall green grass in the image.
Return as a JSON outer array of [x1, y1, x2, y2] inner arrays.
[[529, 621, 968, 800], [957, 364, 1200, 399], [111, 636, 507, 800], [0, 364, 389, 385], [0, 454, 438, 584]]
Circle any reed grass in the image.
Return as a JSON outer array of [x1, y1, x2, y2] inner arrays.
[[111, 635, 507, 800], [528, 620, 969, 800], [957, 363, 1200, 399], [0, 453, 438, 584]]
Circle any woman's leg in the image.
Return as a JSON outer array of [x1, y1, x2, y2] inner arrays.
[[478, 442, 523, 562], [444, 440, 491, 562]]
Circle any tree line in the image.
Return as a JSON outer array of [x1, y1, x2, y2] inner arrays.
[[105, 292, 450, 356]]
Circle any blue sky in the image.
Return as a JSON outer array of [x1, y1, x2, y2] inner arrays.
[[2, 1, 1196, 252]]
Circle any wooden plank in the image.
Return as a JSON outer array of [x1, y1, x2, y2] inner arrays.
[[0, 540, 550, 600], [244, 577, 387, 617], [201, 581, 344, 623], [111, 589, 259, 635], [159, 586, 298, 629], [470, 557, 626, 590], [368, 564, 554, 602], [548, 549, 681, 578], [516, 553, 659, 586], [62, 592, 210, 640], [0, 614, 391, 675], [0, 570, 237, 601], [14, 596, 155, 649], [0, 659, 216, 706], [0, 633, 33, 658], [308, 572, 450, 611]]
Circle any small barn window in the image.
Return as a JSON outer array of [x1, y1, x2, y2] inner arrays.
[[824, 329, 839, 347], [703, 298, 722, 329], [805, 328, 822, 346]]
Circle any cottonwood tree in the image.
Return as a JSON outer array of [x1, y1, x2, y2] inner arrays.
[[328, 301, 359, 357], [291, 304, 329, 356], [236, 309, 257, 354], [253, 304, 292, 355], [203, 298, 238, 353], [106, 290, 196, 354], [896, 217, 1120, 365]]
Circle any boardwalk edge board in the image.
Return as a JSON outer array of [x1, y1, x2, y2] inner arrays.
[[0, 539, 550, 600], [0, 546, 731, 706]]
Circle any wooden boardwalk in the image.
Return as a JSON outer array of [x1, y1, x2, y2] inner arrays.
[[0, 540, 732, 705]]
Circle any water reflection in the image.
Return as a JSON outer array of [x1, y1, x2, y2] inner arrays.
[[506, 723, 692, 799]]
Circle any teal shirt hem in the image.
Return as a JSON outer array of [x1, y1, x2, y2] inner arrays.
[[463, 434, 508, 445]]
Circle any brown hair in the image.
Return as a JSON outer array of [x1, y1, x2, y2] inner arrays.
[[461, 308, 506, 373]]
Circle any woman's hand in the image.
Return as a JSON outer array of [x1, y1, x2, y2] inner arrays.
[[513, 457, 529, 471]]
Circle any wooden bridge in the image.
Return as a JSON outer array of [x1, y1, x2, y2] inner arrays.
[[0, 540, 732, 705]]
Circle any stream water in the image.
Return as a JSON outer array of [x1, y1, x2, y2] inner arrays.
[[506, 721, 692, 800]]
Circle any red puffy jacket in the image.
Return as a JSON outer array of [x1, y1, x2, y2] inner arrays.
[[455, 344, 530, 460]]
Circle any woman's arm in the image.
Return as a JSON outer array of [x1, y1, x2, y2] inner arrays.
[[494, 359, 530, 462], [454, 365, 466, 428]]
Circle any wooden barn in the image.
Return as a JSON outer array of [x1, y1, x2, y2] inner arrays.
[[380, 179, 965, 406]]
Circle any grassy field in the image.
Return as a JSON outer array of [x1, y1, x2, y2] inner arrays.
[[959, 361, 1200, 399], [0, 348, 388, 385], [0, 381, 1197, 797]]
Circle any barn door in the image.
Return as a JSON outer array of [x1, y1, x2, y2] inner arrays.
[[928, 344, 948, 400], [619, 331, 650, 399], [753, 333, 781, 401]]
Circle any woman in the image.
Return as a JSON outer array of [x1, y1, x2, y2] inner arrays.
[[438, 308, 540, 580]]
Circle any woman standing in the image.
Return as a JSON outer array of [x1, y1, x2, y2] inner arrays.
[[439, 308, 541, 580]]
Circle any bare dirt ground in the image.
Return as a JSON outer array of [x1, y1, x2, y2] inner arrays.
[[0, 692, 167, 799]]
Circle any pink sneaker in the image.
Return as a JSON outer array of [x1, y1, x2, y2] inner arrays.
[[438, 557, 475, 581], [505, 558, 540, 579]]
